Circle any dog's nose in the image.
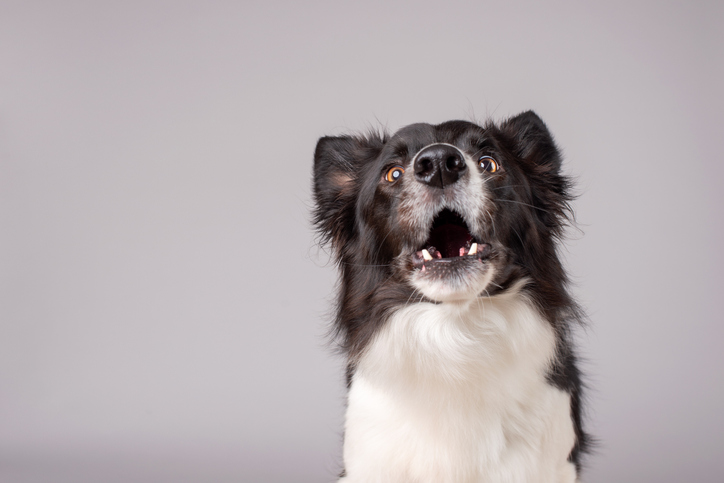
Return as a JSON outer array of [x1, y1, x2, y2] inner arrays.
[[414, 144, 467, 189]]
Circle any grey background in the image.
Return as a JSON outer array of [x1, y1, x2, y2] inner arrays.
[[1, 1, 722, 482]]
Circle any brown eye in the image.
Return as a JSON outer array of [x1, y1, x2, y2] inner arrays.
[[385, 166, 405, 183], [478, 156, 499, 173]]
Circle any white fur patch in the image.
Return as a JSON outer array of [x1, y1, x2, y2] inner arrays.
[[340, 285, 577, 483], [410, 261, 495, 303]]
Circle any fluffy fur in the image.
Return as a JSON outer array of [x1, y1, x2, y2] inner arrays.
[[313, 111, 588, 482]]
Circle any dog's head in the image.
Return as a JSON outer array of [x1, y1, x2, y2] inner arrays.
[[314, 111, 574, 350]]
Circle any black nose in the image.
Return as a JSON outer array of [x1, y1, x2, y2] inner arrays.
[[414, 144, 467, 189]]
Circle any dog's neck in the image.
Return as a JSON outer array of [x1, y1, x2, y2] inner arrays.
[[342, 286, 578, 482]]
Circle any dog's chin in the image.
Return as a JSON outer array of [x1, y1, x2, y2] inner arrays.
[[409, 258, 495, 303]]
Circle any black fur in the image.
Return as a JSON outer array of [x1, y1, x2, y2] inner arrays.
[[313, 110, 589, 468]]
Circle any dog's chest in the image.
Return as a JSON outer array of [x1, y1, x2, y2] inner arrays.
[[342, 292, 577, 483]]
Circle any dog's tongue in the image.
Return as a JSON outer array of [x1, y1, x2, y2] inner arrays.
[[428, 224, 473, 258]]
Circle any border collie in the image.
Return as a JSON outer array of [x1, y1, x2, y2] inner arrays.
[[313, 111, 588, 482]]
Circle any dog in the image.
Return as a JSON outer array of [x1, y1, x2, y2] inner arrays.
[[313, 111, 589, 482]]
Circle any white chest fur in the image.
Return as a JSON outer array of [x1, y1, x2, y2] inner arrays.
[[340, 289, 578, 483]]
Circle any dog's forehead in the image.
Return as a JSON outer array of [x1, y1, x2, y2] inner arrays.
[[388, 121, 484, 153]]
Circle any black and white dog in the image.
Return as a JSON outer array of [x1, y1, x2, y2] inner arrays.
[[313, 111, 588, 482]]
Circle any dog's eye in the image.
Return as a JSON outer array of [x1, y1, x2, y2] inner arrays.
[[385, 166, 405, 183], [478, 156, 499, 173]]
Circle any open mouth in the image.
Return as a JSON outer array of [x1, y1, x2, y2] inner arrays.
[[412, 209, 491, 271]]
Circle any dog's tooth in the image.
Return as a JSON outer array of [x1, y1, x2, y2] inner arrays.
[[468, 243, 478, 255], [422, 249, 433, 261], [459, 247, 466, 257]]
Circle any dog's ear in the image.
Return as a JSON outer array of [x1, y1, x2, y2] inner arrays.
[[313, 133, 385, 250], [501, 110, 562, 172], [501, 111, 573, 233]]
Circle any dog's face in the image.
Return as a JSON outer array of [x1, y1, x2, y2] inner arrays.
[[314, 110, 571, 307]]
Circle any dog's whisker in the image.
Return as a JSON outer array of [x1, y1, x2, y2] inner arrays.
[[488, 185, 527, 191], [496, 198, 552, 214], [339, 262, 391, 267]]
